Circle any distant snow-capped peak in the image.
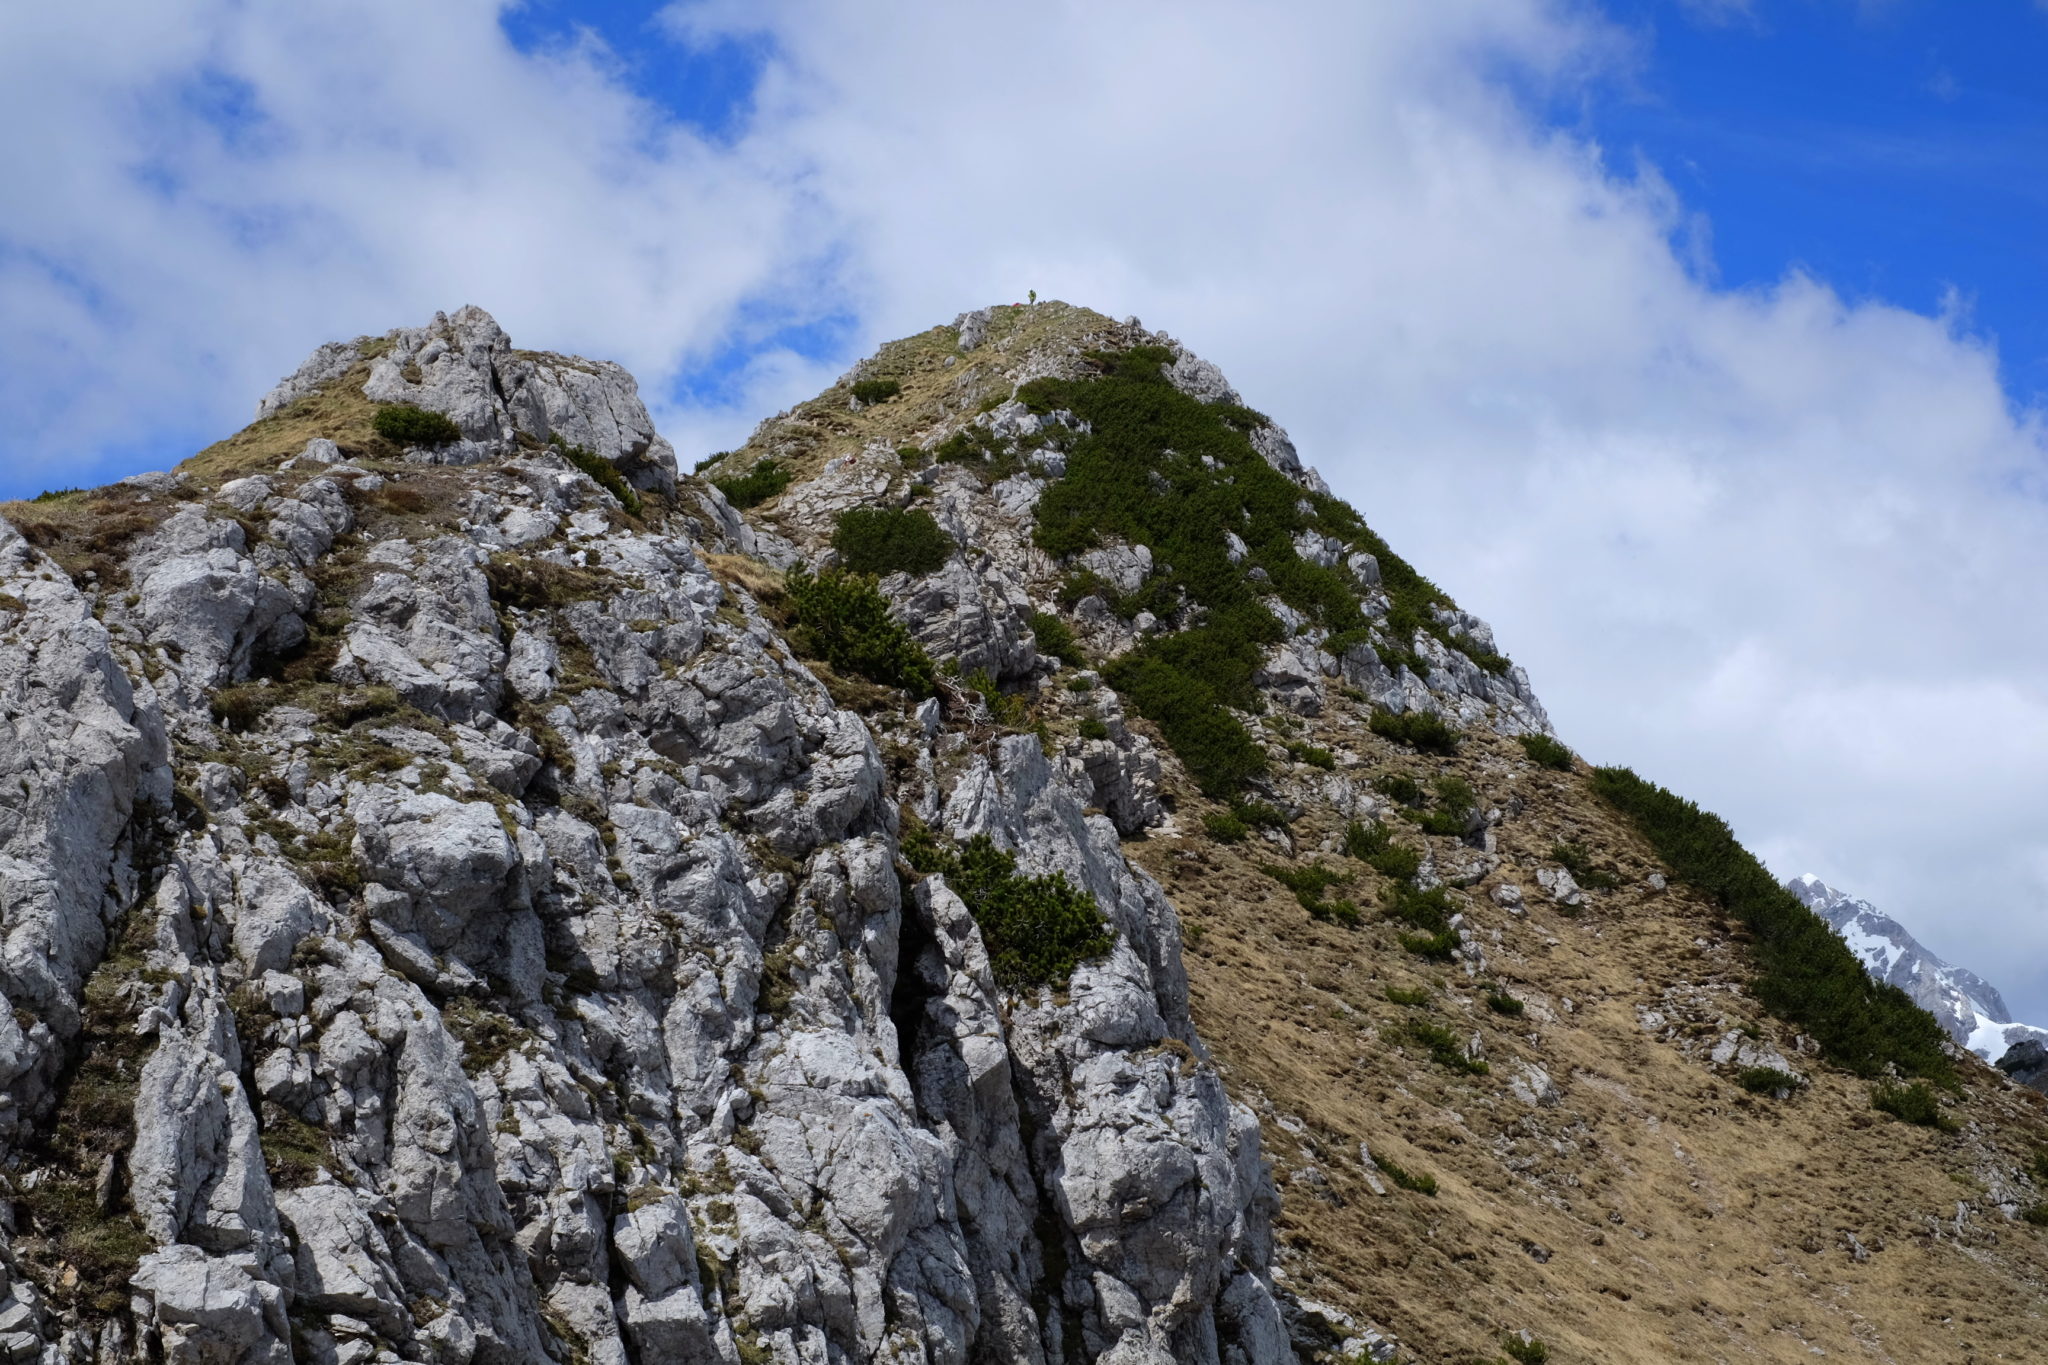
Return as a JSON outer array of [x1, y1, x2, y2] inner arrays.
[[1786, 874, 2048, 1062]]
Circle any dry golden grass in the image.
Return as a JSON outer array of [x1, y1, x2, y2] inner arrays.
[[692, 301, 1128, 502], [0, 485, 177, 584], [177, 360, 392, 489], [1120, 702, 2048, 1363], [702, 551, 787, 602]]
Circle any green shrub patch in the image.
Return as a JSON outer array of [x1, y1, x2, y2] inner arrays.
[[1548, 841, 1621, 890], [1375, 1153, 1438, 1196], [1406, 1019, 1488, 1075], [1261, 862, 1360, 926], [1871, 1080, 1958, 1131], [1008, 344, 1502, 797], [1369, 707, 1461, 756], [1202, 810, 1249, 843], [557, 441, 643, 517], [1287, 741, 1336, 770], [965, 669, 1030, 729], [713, 458, 792, 509], [1518, 733, 1574, 771], [1738, 1066, 1802, 1095], [373, 403, 462, 447], [850, 377, 902, 404], [1591, 766, 1952, 1082], [913, 833, 1113, 990], [1231, 799, 1291, 829], [1373, 773, 1425, 807], [832, 506, 950, 577], [1415, 775, 1477, 836], [1029, 610, 1082, 665], [785, 568, 937, 696], [1344, 820, 1423, 882], [1385, 984, 1431, 1007]]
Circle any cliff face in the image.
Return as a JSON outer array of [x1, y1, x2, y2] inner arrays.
[[2, 300, 2048, 1365]]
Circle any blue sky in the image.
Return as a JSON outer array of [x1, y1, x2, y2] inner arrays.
[[11, 0, 2048, 1023], [1593, 1, 2048, 398], [479, 0, 2048, 438]]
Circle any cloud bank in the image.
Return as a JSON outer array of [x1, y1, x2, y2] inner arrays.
[[8, 0, 2048, 1017]]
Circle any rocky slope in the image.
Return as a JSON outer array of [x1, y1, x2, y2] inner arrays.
[[1788, 874, 2048, 1066], [1, 300, 2047, 1365]]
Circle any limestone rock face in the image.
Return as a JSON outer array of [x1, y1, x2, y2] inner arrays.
[[0, 522, 164, 1133], [258, 306, 679, 497], [0, 302, 1578, 1365]]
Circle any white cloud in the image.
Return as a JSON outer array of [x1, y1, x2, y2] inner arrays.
[[0, 0, 819, 490], [9, 1, 2048, 1021], [682, 0, 2048, 1019]]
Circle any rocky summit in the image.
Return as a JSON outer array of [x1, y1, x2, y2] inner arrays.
[[1, 300, 2047, 1365]]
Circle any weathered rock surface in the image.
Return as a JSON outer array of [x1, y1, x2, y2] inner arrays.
[[24, 300, 1968, 1365], [0, 305, 1419, 1363]]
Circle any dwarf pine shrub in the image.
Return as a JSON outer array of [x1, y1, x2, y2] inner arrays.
[[832, 506, 950, 577], [1416, 775, 1477, 836], [1230, 799, 1291, 829], [557, 441, 642, 517], [1369, 707, 1461, 756], [850, 377, 902, 404], [1202, 810, 1250, 843], [1287, 741, 1336, 770], [1871, 1080, 1958, 1132], [1261, 863, 1360, 926], [1344, 820, 1423, 882], [1373, 773, 1425, 807], [372, 403, 462, 447], [1518, 732, 1573, 771], [1548, 841, 1620, 890], [915, 833, 1112, 990], [1375, 1153, 1438, 1196], [1406, 1018, 1488, 1075], [785, 568, 937, 697], [1028, 609, 1083, 666], [713, 458, 792, 509], [1738, 1066, 1801, 1095]]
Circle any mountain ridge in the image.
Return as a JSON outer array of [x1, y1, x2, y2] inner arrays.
[[0, 299, 2045, 1363]]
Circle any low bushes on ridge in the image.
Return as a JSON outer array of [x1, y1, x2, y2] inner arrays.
[[905, 829, 1112, 990], [1590, 765, 1952, 1082]]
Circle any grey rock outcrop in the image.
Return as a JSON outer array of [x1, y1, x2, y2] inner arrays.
[[258, 306, 679, 497], [1995, 1039, 2048, 1094], [0, 308, 1335, 1364], [0, 521, 165, 1134]]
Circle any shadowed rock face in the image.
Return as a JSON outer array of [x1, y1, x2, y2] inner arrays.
[[1997, 1039, 2048, 1094]]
